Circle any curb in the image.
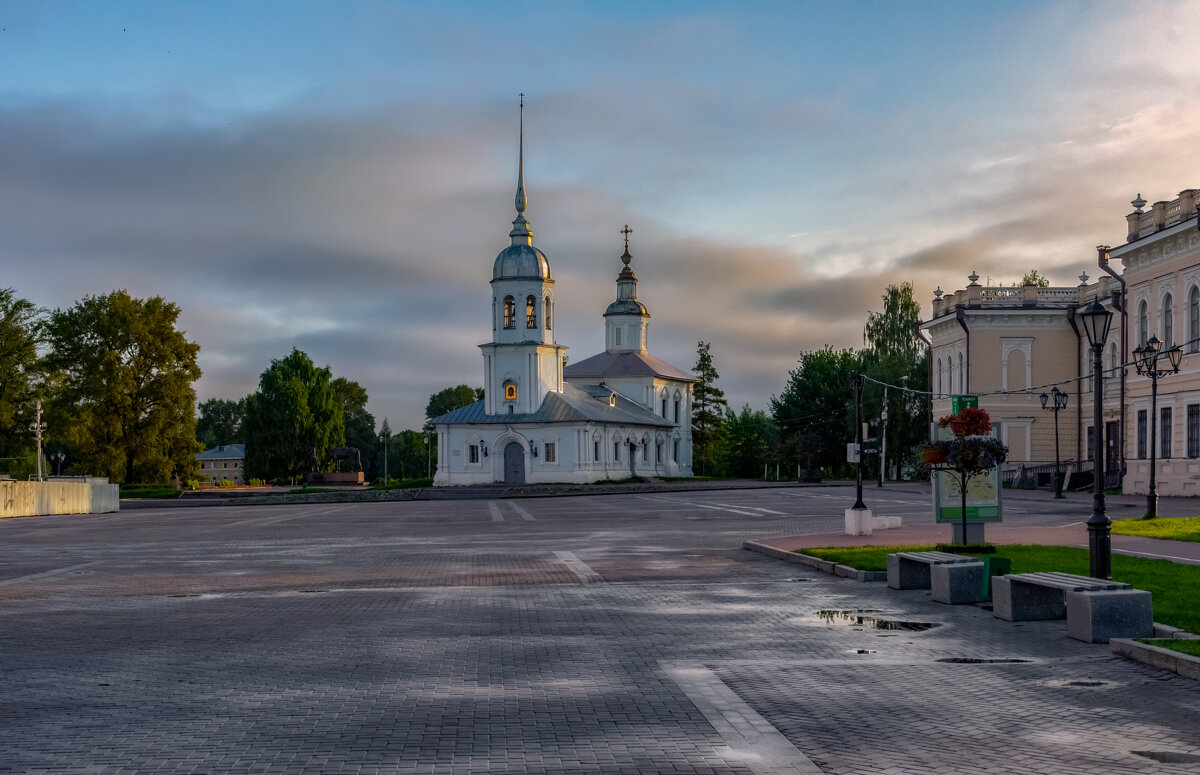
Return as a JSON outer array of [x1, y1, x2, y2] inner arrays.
[[742, 541, 886, 582], [1111, 637, 1200, 681]]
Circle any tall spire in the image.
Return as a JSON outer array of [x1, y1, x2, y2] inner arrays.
[[515, 93, 527, 214], [616, 225, 638, 299], [509, 93, 531, 244]]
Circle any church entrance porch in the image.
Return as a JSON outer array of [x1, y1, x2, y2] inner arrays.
[[503, 442, 526, 484]]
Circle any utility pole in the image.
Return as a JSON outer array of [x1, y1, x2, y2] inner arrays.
[[382, 417, 389, 484], [853, 373, 866, 510], [29, 400, 45, 482], [878, 384, 888, 487]]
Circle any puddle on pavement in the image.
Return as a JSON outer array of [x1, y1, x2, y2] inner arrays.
[[937, 657, 1031, 664], [1132, 751, 1200, 764], [1044, 677, 1118, 690], [814, 609, 941, 632]]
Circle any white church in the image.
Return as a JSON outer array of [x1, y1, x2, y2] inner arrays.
[[431, 104, 695, 485]]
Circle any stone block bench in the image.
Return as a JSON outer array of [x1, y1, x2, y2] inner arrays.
[[887, 551, 981, 594], [992, 571, 1153, 643]]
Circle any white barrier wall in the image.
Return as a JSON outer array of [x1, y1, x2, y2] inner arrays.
[[0, 480, 120, 518]]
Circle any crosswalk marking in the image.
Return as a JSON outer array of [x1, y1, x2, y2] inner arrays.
[[509, 502, 536, 521]]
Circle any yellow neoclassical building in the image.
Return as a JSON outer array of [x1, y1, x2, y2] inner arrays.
[[923, 188, 1200, 496]]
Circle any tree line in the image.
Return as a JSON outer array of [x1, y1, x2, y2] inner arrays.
[[1, 281, 928, 485], [690, 282, 929, 480]]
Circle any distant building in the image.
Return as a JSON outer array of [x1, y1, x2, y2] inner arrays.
[[921, 273, 1108, 472], [197, 444, 246, 485], [431, 103, 694, 485]]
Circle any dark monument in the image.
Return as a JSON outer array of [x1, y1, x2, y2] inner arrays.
[[306, 446, 366, 485]]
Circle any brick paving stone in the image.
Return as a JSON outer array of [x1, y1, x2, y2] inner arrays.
[[0, 487, 1197, 773]]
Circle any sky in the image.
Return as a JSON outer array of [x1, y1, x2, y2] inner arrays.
[[4, 1, 1200, 431]]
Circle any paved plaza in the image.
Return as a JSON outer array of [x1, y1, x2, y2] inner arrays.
[[2, 485, 1199, 774]]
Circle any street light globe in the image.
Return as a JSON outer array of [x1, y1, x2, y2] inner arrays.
[[1078, 298, 1113, 348]]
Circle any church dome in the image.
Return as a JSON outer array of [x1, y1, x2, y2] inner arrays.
[[604, 298, 647, 316], [493, 244, 551, 281]]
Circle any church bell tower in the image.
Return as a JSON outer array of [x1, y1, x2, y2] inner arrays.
[[480, 96, 567, 416]]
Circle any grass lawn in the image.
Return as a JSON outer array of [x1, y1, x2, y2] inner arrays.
[[798, 545, 934, 571], [1138, 639, 1200, 658], [118, 485, 181, 499], [799, 543, 1200, 634], [1111, 515, 1200, 542]]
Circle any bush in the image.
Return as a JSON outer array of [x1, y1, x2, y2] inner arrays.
[[217, 479, 236, 488], [248, 478, 265, 487], [118, 483, 180, 500]]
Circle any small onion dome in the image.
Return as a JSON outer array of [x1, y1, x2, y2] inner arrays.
[[493, 243, 551, 281], [605, 297, 648, 316]]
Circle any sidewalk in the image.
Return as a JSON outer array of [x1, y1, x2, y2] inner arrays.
[[759, 483, 1200, 565]]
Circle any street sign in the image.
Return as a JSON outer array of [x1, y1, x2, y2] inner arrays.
[[862, 446, 879, 454], [951, 394, 978, 413]]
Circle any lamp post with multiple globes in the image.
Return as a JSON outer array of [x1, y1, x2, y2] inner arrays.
[[1040, 386, 1068, 499], [1132, 335, 1183, 520]]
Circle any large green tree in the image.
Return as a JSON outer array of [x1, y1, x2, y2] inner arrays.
[[332, 376, 377, 476], [0, 288, 42, 463], [691, 341, 728, 476], [771, 346, 862, 474], [862, 282, 930, 479], [43, 291, 202, 483], [385, 428, 433, 481], [425, 384, 483, 421], [196, 397, 245, 449], [718, 404, 778, 478], [243, 349, 344, 483]]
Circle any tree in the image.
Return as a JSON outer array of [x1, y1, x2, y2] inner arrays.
[[386, 429, 432, 481], [243, 349, 343, 483], [772, 346, 861, 474], [863, 282, 923, 363], [718, 404, 778, 478], [862, 282, 930, 479], [0, 288, 42, 463], [42, 291, 202, 484], [196, 397, 245, 449], [425, 384, 483, 421], [691, 341, 728, 476], [332, 376, 377, 477], [1021, 269, 1050, 287]]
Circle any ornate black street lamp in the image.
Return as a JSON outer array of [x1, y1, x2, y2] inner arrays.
[[1040, 386, 1068, 498], [1080, 297, 1114, 579], [1133, 335, 1183, 519]]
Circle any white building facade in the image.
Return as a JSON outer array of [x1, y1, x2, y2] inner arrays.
[[432, 106, 695, 485]]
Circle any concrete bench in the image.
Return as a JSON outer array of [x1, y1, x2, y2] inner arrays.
[[887, 551, 980, 591], [992, 571, 1153, 643]]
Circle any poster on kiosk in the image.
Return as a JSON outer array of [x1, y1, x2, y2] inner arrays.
[[932, 395, 1003, 525]]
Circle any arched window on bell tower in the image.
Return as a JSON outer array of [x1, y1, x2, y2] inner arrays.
[[544, 295, 552, 330], [526, 295, 537, 328], [503, 296, 516, 329]]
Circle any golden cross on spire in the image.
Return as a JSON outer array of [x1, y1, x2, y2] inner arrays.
[[621, 224, 633, 251]]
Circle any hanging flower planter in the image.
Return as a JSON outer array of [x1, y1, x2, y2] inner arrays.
[[939, 407, 993, 437], [921, 446, 948, 465]]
